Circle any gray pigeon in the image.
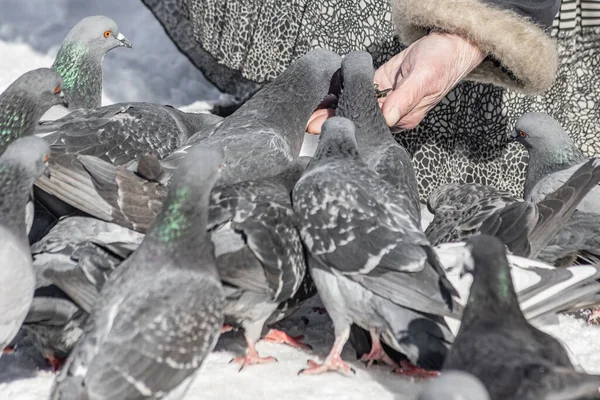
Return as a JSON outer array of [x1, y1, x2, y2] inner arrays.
[[444, 235, 600, 400], [336, 51, 420, 215], [19, 216, 144, 369], [69, 48, 342, 231], [510, 112, 600, 213], [0, 136, 51, 352], [50, 146, 224, 399], [33, 102, 223, 219], [0, 68, 67, 154], [209, 158, 311, 368], [418, 370, 490, 400], [52, 16, 132, 111], [426, 158, 600, 260], [292, 117, 460, 376]]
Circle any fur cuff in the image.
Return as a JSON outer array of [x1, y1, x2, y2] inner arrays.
[[391, 0, 558, 95]]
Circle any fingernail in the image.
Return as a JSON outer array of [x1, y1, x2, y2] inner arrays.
[[384, 108, 401, 127]]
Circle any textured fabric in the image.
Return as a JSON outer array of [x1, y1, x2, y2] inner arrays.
[[141, 0, 600, 201], [482, 0, 561, 27]]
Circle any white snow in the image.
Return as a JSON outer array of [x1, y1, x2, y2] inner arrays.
[[2, 2, 600, 399]]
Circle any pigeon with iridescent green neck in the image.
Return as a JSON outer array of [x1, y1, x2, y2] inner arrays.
[[0, 136, 51, 352], [0, 68, 66, 154], [52, 16, 132, 111], [51, 146, 224, 400]]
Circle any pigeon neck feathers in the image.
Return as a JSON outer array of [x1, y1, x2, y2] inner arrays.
[[525, 145, 587, 197], [310, 117, 360, 166], [0, 164, 31, 234], [52, 42, 102, 109], [462, 236, 525, 327], [0, 91, 39, 149]]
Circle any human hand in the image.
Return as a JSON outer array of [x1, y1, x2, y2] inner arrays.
[[375, 31, 486, 129]]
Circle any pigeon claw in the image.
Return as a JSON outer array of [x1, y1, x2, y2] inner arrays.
[[359, 343, 399, 369], [2, 345, 15, 354], [230, 354, 278, 372], [299, 358, 355, 376], [393, 360, 439, 379], [263, 329, 312, 351], [221, 324, 234, 334]]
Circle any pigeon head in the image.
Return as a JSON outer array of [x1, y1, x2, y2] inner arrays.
[[418, 370, 490, 400], [312, 117, 360, 163], [4, 68, 67, 110], [0, 136, 51, 181], [509, 112, 576, 153], [61, 16, 132, 53]]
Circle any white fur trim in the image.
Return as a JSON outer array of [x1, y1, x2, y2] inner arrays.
[[391, 0, 558, 95]]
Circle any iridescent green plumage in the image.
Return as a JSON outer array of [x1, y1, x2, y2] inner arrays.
[[157, 186, 191, 245]]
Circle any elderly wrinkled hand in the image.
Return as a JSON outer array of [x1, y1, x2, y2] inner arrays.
[[306, 31, 485, 134]]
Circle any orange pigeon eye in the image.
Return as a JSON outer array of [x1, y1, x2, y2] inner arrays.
[[519, 130, 527, 138], [104, 30, 111, 38], [54, 86, 60, 94], [43, 154, 50, 162]]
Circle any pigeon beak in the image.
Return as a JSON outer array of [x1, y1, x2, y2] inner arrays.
[[59, 90, 68, 108], [43, 164, 51, 179], [507, 129, 519, 141], [459, 268, 468, 278], [116, 32, 133, 48]]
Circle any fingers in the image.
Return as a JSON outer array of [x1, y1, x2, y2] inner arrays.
[[306, 109, 335, 134], [380, 72, 425, 129]]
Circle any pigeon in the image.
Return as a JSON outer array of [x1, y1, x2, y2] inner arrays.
[[509, 112, 600, 214], [18, 216, 144, 368], [33, 102, 223, 219], [0, 136, 51, 352], [418, 370, 490, 400], [209, 157, 311, 368], [425, 158, 600, 260], [0, 68, 67, 154], [52, 16, 132, 111], [443, 235, 600, 400], [336, 51, 420, 214], [435, 241, 600, 331], [69, 48, 342, 231], [50, 146, 224, 400], [539, 211, 600, 265], [292, 117, 460, 376]]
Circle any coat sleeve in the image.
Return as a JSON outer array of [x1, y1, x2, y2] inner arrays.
[[391, 0, 561, 95]]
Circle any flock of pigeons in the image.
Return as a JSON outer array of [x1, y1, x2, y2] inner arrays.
[[2, 14, 600, 400]]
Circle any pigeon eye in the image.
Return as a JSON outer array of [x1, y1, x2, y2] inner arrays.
[[103, 30, 111, 38], [53, 86, 61, 94], [43, 154, 49, 162], [519, 130, 527, 138]]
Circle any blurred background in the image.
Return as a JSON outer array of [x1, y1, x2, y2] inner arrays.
[[0, 0, 221, 107]]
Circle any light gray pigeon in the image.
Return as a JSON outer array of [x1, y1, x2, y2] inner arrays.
[[426, 158, 600, 261], [418, 370, 491, 400], [50, 146, 224, 399], [68, 48, 342, 231], [0, 68, 67, 154], [209, 158, 311, 368], [292, 117, 460, 377], [52, 16, 132, 111], [336, 51, 420, 216], [0, 136, 51, 353], [444, 235, 600, 400], [509, 112, 600, 213], [33, 102, 223, 219]]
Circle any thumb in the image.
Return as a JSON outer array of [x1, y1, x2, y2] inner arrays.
[[381, 73, 424, 128]]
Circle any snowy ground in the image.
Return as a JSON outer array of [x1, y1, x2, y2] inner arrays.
[[2, 2, 600, 398]]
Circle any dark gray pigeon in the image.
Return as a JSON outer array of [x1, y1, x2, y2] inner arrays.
[[209, 158, 311, 368], [50, 146, 224, 400], [0, 68, 67, 154], [70, 48, 342, 231], [0, 136, 51, 352], [509, 112, 600, 213], [444, 235, 600, 400], [418, 370, 490, 400], [33, 102, 223, 219], [52, 16, 132, 111], [292, 117, 460, 376], [426, 158, 600, 260], [336, 51, 420, 216]]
